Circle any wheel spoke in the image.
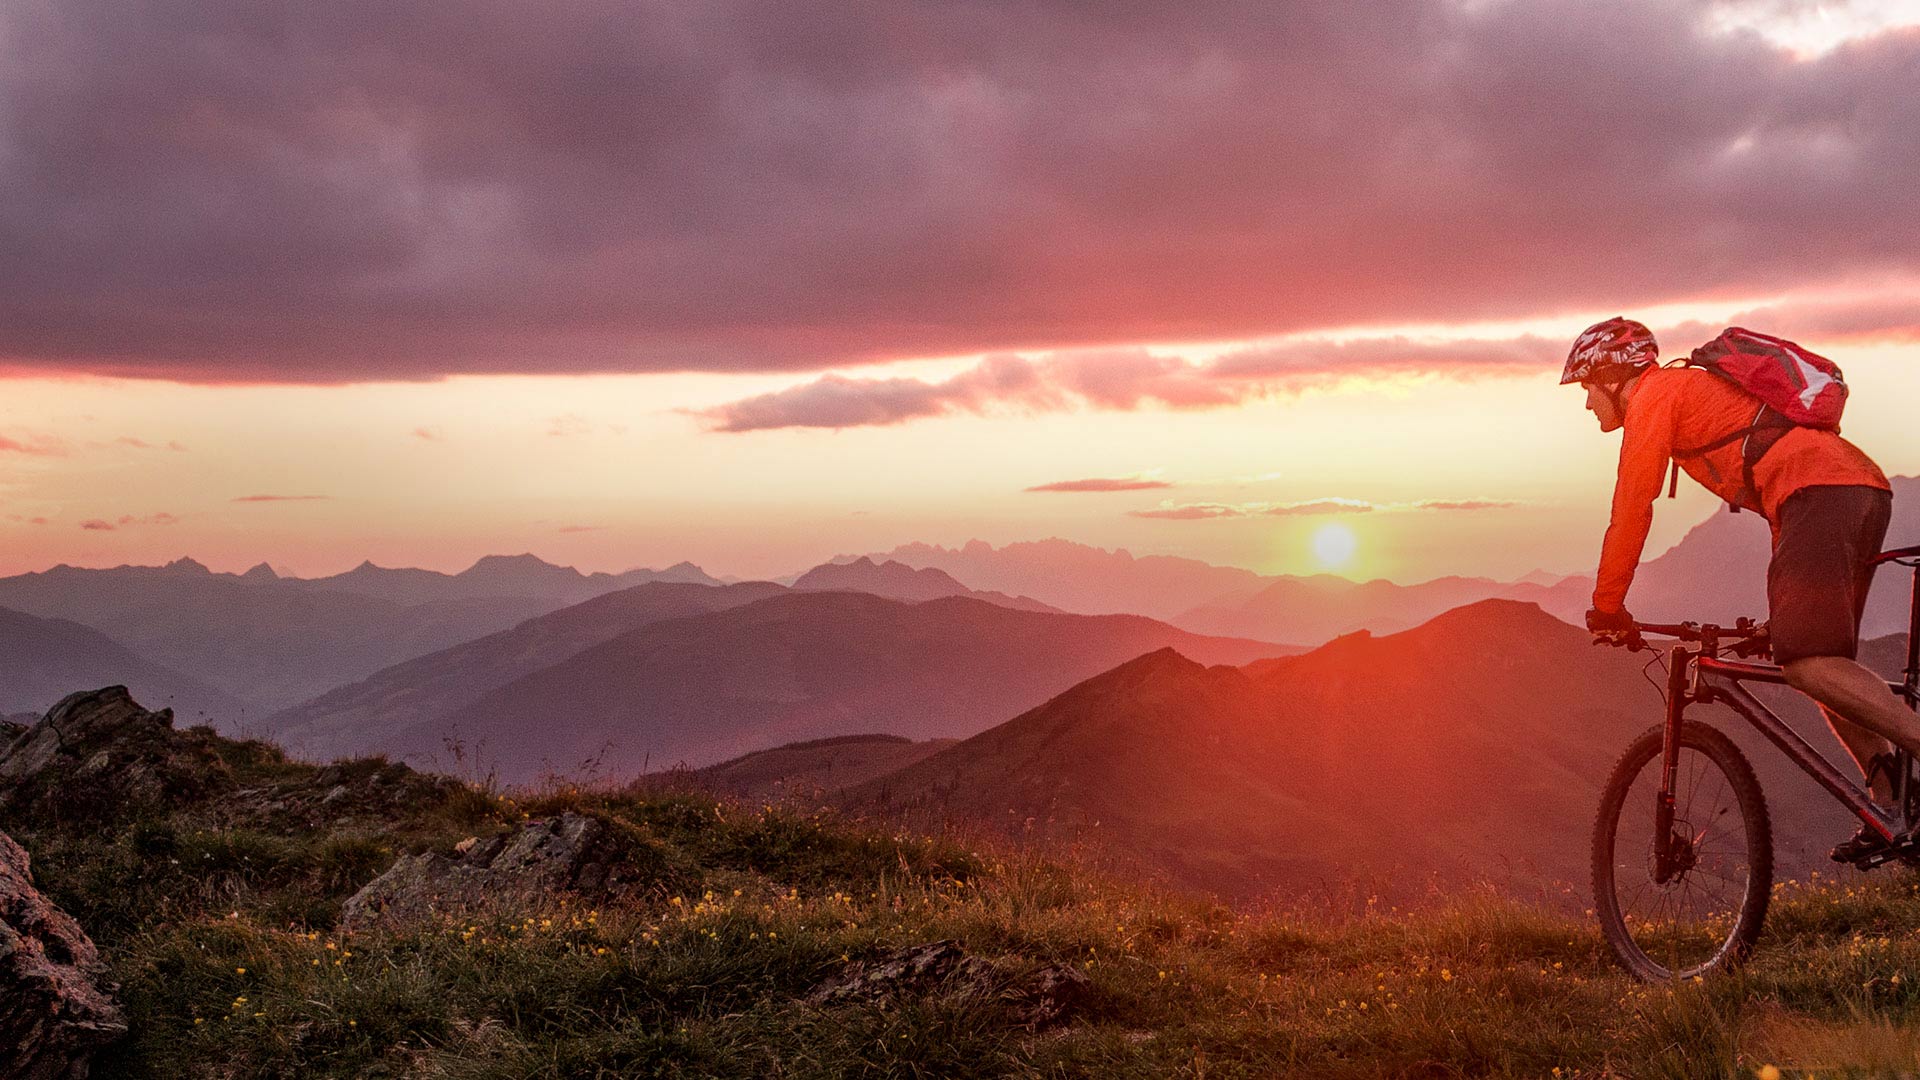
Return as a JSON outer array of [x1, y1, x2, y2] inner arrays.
[[1597, 725, 1766, 981]]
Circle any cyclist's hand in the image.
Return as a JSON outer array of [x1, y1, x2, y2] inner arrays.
[[1586, 606, 1635, 634], [1731, 621, 1772, 658]]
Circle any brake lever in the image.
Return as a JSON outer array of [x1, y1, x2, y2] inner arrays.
[[1592, 630, 1646, 652]]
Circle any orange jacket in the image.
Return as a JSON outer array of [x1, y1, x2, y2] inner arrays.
[[1594, 366, 1888, 612]]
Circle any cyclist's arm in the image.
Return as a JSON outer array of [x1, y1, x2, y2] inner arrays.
[[1593, 385, 1677, 613]]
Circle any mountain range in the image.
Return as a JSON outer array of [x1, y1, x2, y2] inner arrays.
[[0, 554, 723, 717], [0, 605, 249, 721], [851, 474, 1920, 642], [670, 733, 958, 801], [792, 557, 1059, 613], [844, 599, 1871, 899], [278, 589, 1298, 784], [263, 581, 790, 760]]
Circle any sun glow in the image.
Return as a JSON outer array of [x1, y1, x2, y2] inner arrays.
[[1311, 523, 1358, 570]]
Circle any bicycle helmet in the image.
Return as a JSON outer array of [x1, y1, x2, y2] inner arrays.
[[1562, 317, 1658, 386]]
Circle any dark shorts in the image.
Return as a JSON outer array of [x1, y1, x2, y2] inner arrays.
[[1768, 485, 1893, 665]]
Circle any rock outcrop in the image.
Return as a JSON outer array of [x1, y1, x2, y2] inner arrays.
[[807, 940, 1091, 1029], [0, 687, 230, 823], [1, 831, 126, 1079], [342, 813, 664, 929]]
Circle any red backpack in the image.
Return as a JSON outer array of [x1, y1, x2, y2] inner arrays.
[[1670, 327, 1850, 512]]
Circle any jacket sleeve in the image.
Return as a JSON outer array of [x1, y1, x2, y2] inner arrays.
[[1592, 384, 1676, 613]]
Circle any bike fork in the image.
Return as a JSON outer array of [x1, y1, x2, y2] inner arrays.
[[1654, 645, 1691, 883]]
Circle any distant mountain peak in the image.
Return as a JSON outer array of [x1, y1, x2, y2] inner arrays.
[[242, 562, 278, 581], [1401, 598, 1573, 640], [162, 557, 210, 574], [456, 554, 582, 583], [1114, 645, 1203, 675], [463, 553, 564, 572]]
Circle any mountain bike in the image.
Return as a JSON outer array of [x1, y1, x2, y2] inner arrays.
[[1589, 544, 1920, 982]]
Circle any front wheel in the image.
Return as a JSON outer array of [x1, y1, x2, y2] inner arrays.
[[1592, 721, 1772, 981]]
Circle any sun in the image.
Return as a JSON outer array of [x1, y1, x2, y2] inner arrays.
[[1311, 523, 1357, 570]]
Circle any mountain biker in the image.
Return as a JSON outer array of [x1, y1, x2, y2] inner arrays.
[[1567, 316, 1914, 861]]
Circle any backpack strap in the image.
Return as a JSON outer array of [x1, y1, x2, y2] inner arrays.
[[1669, 403, 1792, 513]]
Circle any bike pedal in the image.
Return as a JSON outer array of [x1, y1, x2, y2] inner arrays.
[[1851, 835, 1920, 870]]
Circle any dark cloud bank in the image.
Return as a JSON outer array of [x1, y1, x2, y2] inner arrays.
[[1, 0, 1915, 383]]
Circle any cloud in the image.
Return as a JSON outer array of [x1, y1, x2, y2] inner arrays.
[[1410, 499, 1521, 511], [1130, 497, 1519, 520], [0, 432, 66, 456], [105, 436, 186, 451], [5, 514, 51, 525], [76, 512, 178, 531], [703, 356, 1057, 432], [557, 524, 607, 533], [1129, 503, 1248, 521], [1025, 475, 1172, 493], [0, 2, 1916, 382], [412, 426, 445, 442], [702, 336, 1560, 431], [1262, 499, 1377, 517], [232, 494, 330, 502]]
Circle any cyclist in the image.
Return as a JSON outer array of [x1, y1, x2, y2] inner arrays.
[[1567, 316, 1913, 861]]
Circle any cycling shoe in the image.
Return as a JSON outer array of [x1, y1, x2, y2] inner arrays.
[[1831, 823, 1897, 865]]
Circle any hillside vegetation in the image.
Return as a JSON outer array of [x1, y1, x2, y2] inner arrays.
[[12, 706, 1920, 1078]]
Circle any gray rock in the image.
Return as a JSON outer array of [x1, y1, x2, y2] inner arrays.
[[342, 812, 656, 929], [807, 940, 990, 1007], [0, 687, 229, 822], [808, 940, 1091, 1029], [1, 831, 126, 1079]]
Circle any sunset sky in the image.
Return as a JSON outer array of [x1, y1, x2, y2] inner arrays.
[[2, 1, 1917, 583]]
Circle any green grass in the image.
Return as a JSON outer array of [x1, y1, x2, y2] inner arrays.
[[15, 741, 1920, 1077]]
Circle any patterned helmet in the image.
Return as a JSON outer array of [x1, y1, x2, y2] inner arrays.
[[1562, 317, 1658, 385]]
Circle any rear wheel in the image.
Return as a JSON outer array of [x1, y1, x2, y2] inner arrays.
[[1592, 721, 1771, 981]]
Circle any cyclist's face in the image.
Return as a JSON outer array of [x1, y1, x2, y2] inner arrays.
[[1583, 382, 1625, 433]]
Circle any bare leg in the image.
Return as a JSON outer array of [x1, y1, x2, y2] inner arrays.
[[1818, 704, 1897, 805], [1784, 657, 1920, 802]]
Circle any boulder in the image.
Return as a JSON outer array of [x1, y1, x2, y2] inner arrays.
[[342, 813, 661, 929], [0, 687, 230, 823], [807, 940, 1091, 1028], [1, 831, 126, 1078]]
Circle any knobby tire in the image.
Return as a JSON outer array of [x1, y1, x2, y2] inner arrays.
[[1592, 721, 1772, 982]]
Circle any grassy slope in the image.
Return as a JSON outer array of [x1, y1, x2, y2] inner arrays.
[[15, 731, 1920, 1078]]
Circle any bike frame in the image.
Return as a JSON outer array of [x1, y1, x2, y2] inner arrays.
[[1655, 548, 1920, 870]]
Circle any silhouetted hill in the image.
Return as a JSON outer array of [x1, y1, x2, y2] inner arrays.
[[351, 591, 1299, 783], [848, 599, 1858, 898], [674, 733, 958, 800], [793, 557, 1060, 612], [264, 581, 789, 760], [0, 606, 250, 722]]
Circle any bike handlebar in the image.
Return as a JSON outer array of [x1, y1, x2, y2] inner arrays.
[[1593, 618, 1771, 656]]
